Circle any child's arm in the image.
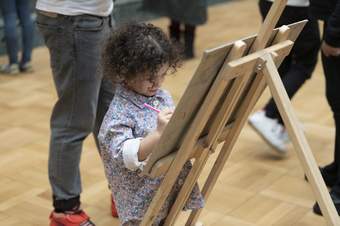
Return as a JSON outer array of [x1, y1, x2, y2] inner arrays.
[[138, 109, 173, 161]]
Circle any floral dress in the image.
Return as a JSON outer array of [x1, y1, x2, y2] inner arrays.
[[98, 84, 204, 226]]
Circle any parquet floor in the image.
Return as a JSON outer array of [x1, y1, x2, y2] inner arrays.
[[0, 0, 335, 225]]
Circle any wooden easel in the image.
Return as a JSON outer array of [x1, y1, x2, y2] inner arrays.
[[140, 0, 340, 225]]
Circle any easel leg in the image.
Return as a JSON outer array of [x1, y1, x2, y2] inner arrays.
[[164, 40, 250, 226], [186, 49, 293, 225], [164, 147, 209, 226], [261, 53, 340, 226], [186, 73, 268, 225], [140, 159, 188, 226]]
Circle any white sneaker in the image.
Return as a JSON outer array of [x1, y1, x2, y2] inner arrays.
[[0, 64, 19, 75], [248, 110, 289, 155]]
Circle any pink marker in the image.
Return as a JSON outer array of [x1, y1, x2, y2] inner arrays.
[[144, 103, 161, 113]]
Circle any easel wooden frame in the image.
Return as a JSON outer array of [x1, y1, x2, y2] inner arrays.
[[140, 0, 340, 225]]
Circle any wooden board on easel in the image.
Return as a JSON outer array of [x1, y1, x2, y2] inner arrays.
[[143, 21, 306, 176]]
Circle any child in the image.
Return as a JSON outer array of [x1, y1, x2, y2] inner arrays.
[[98, 22, 204, 226]]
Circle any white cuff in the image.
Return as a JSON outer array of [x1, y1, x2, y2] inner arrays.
[[122, 138, 147, 171]]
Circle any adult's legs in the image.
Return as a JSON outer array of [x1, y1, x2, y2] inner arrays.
[[259, 0, 320, 124], [16, 0, 34, 65], [168, 19, 180, 42], [36, 13, 111, 212], [313, 33, 340, 215], [321, 50, 340, 196], [168, 19, 196, 59], [184, 23, 196, 59], [248, 0, 320, 154], [0, 0, 19, 65]]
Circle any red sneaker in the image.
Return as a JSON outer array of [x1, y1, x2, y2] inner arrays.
[[111, 196, 118, 218], [49, 210, 95, 226]]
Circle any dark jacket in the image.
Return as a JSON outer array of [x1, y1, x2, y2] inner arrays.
[[142, 0, 207, 25], [310, 0, 340, 47]]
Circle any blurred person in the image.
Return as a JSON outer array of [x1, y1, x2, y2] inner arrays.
[[309, 0, 340, 215], [142, 0, 207, 59], [248, 0, 320, 155], [0, 0, 34, 75]]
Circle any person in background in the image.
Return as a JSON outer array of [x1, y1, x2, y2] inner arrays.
[[142, 0, 207, 59], [0, 0, 34, 75], [248, 0, 320, 155], [309, 0, 340, 215]]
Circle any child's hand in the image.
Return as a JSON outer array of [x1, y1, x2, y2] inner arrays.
[[156, 109, 173, 134], [138, 109, 173, 161]]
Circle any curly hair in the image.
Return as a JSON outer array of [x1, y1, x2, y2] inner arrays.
[[102, 22, 181, 83]]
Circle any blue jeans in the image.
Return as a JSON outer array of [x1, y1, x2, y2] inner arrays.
[[0, 0, 34, 65], [36, 12, 114, 211]]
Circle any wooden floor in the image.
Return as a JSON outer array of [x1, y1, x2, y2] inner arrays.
[[0, 0, 336, 225]]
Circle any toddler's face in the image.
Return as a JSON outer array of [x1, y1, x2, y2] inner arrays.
[[126, 65, 168, 97]]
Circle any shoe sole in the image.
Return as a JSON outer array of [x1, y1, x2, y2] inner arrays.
[[248, 120, 288, 156]]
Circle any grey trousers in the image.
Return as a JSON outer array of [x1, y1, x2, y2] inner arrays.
[[36, 12, 114, 209]]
